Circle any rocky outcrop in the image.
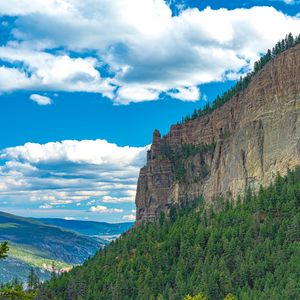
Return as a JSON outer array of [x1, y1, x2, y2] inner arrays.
[[135, 44, 300, 224]]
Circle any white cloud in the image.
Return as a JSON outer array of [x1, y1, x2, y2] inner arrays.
[[39, 203, 53, 209], [115, 86, 160, 104], [0, 47, 114, 96], [1, 139, 149, 166], [30, 94, 52, 105], [102, 195, 135, 203], [167, 86, 200, 101], [0, 2, 299, 103], [0, 0, 72, 16], [0, 67, 33, 91], [0, 139, 148, 218], [122, 214, 136, 221], [90, 205, 124, 213]]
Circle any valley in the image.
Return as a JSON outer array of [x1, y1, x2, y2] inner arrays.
[[0, 212, 132, 284]]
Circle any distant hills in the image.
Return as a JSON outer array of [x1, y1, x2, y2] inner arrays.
[[0, 211, 133, 284], [35, 218, 133, 241]]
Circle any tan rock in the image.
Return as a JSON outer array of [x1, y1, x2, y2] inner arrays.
[[135, 44, 300, 224]]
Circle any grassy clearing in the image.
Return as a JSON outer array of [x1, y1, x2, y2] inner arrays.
[[8, 245, 72, 270]]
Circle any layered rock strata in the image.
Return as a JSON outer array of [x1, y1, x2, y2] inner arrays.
[[135, 45, 300, 223]]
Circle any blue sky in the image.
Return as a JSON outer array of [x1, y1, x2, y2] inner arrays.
[[0, 0, 299, 222]]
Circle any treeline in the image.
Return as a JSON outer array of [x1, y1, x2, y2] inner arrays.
[[178, 33, 300, 125], [0, 267, 39, 300], [0, 278, 37, 300], [37, 167, 300, 299]]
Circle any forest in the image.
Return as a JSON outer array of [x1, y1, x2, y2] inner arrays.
[[37, 167, 300, 299]]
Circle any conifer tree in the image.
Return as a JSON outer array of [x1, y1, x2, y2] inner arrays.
[[0, 241, 9, 259], [27, 267, 40, 290]]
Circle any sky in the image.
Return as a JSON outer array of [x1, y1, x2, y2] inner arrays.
[[0, 0, 299, 223]]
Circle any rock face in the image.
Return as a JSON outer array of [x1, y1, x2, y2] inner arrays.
[[135, 44, 300, 224]]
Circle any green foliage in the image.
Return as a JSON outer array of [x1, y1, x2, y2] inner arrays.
[[0, 245, 39, 299], [7, 245, 71, 270], [0, 281, 36, 300], [38, 168, 300, 300], [183, 292, 236, 300], [223, 293, 236, 300], [27, 267, 40, 291], [0, 241, 9, 259], [160, 143, 215, 182], [178, 33, 300, 125], [184, 292, 208, 300]]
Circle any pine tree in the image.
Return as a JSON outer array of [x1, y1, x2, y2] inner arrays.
[[0, 241, 9, 259], [27, 267, 40, 290]]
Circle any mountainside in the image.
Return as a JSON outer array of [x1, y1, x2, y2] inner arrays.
[[0, 212, 102, 283], [35, 218, 133, 241], [37, 168, 300, 300], [35, 39, 300, 300], [135, 44, 300, 223]]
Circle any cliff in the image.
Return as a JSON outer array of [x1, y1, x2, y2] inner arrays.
[[135, 44, 300, 223]]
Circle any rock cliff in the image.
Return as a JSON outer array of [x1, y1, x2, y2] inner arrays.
[[135, 44, 300, 224]]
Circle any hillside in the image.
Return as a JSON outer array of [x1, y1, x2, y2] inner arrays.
[[135, 43, 300, 223], [37, 168, 300, 299], [35, 218, 133, 241], [0, 212, 103, 283], [0, 245, 71, 284], [37, 41, 300, 300]]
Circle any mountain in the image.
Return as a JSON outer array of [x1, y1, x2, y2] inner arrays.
[[0, 212, 102, 283], [35, 218, 133, 241], [37, 40, 300, 299], [37, 168, 300, 299], [135, 42, 300, 224]]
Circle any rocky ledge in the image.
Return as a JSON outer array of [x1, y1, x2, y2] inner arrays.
[[135, 44, 300, 224]]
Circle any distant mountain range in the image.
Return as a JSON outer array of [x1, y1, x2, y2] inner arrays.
[[0, 211, 133, 284], [35, 218, 133, 241]]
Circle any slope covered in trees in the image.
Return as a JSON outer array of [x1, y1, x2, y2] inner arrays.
[[38, 168, 300, 300]]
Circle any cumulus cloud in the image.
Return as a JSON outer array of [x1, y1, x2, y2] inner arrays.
[[0, 139, 148, 219], [90, 205, 124, 213], [30, 94, 52, 105], [0, 66, 33, 91], [115, 86, 161, 105], [0, 0, 72, 16], [1, 139, 148, 166], [167, 86, 200, 101], [0, 47, 114, 96], [0, 1, 299, 103]]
